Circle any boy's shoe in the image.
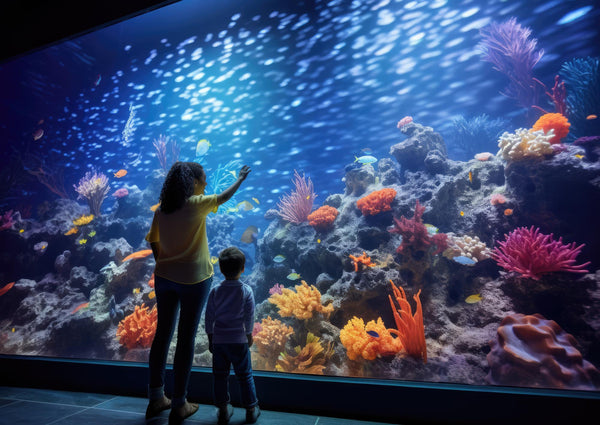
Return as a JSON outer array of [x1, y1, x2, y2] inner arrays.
[[217, 403, 234, 425], [246, 405, 261, 423], [145, 395, 171, 419], [168, 401, 199, 425]]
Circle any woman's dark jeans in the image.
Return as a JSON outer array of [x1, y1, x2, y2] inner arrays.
[[212, 343, 258, 409], [148, 274, 212, 407]]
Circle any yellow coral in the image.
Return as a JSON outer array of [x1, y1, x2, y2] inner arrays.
[[276, 332, 332, 374], [116, 304, 157, 349], [73, 214, 94, 226], [268, 280, 334, 320], [253, 316, 294, 369], [340, 316, 403, 361]]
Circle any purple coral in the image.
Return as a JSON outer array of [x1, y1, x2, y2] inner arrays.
[[491, 226, 590, 280], [73, 170, 110, 216], [275, 170, 316, 224], [479, 17, 544, 109]]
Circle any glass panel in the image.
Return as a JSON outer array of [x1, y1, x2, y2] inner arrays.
[[0, 0, 599, 393]]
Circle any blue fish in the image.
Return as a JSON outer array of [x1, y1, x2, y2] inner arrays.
[[452, 256, 476, 265]]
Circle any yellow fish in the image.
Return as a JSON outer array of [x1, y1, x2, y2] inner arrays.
[[195, 139, 211, 156], [150, 202, 160, 212], [11, 327, 15, 332], [79, 239, 87, 245], [252, 197, 260, 204], [133, 288, 141, 294], [210, 256, 219, 265], [468, 171, 473, 183], [19, 229, 24, 233], [88, 230, 96, 237], [575, 154, 584, 159], [148, 290, 156, 299], [317, 239, 321, 243], [460, 211, 465, 217], [465, 294, 483, 304], [287, 272, 301, 281]]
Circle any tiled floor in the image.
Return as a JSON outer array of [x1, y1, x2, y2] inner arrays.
[[0, 386, 392, 425]]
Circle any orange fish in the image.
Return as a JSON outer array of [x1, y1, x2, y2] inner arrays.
[[0, 281, 15, 296], [586, 114, 597, 120], [114, 169, 127, 178], [122, 249, 153, 262], [504, 208, 513, 216], [71, 301, 89, 314], [150, 202, 160, 212], [148, 273, 155, 288], [468, 171, 473, 183], [148, 290, 156, 300]]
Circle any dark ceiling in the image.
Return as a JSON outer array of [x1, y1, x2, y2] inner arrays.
[[0, 0, 177, 63]]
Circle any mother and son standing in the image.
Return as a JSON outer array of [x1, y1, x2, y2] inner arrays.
[[144, 161, 260, 425]]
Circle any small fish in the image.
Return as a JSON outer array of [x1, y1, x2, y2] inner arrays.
[[64, 227, 78, 236], [0, 281, 16, 297], [114, 169, 127, 178], [452, 256, 476, 265], [366, 330, 380, 338], [11, 328, 15, 333], [148, 290, 156, 299], [424, 224, 438, 234], [210, 256, 219, 265], [88, 230, 96, 237], [252, 197, 260, 204], [150, 202, 160, 212], [33, 128, 44, 141], [287, 271, 301, 281], [241, 225, 259, 243], [71, 301, 90, 314], [460, 211, 465, 217], [306, 195, 311, 200], [504, 208, 513, 216], [586, 114, 597, 120], [468, 171, 473, 183], [79, 239, 87, 245], [273, 255, 286, 263], [195, 139, 211, 156], [122, 249, 153, 262], [465, 294, 483, 304], [133, 288, 141, 294], [236, 200, 254, 211], [317, 239, 321, 243], [575, 154, 584, 159], [19, 229, 24, 233], [354, 155, 378, 165]]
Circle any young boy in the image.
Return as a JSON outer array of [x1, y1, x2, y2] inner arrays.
[[205, 247, 260, 424]]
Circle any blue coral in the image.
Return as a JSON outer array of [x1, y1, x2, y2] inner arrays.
[[560, 57, 600, 139]]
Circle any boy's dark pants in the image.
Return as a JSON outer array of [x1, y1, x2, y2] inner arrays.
[[212, 343, 258, 409]]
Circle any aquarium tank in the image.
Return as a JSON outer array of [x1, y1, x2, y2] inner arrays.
[[1, 0, 599, 394]]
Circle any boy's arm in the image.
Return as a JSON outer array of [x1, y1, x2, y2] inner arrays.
[[244, 286, 256, 347]]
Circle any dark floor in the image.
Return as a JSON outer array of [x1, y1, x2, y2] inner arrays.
[[0, 386, 393, 425]]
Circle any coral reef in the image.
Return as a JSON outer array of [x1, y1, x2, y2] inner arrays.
[[268, 280, 334, 320], [116, 304, 157, 350], [487, 313, 600, 390], [356, 188, 397, 216], [532, 113, 570, 144], [307, 205, 338, 231], [340, 316, 402, 361], [491, 226, 590, 280]]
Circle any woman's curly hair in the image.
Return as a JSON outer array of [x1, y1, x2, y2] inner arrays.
[[159, 162, 205, 214]]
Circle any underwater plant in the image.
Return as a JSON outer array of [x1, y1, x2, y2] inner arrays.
[[560, 57, 600, 139], [449, 115, 507, 160], [388, 280, 427, 363], [73, 170, 110, 216], [275, 170, 316, 224], [479, 17, 544, 109], [152, 134, 180, 173], [491, 226, 590, 280]]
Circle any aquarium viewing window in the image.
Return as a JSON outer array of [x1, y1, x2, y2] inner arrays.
[[1, 0, 600, 401]]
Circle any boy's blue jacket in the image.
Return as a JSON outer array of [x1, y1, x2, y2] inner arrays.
[[205, 279, 255, 344]]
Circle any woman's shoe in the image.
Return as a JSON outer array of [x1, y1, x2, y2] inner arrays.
[[217, 403, 234, 425], [168, 401, 199, 425], [246, 405, 261, 423], [145, 395, 171, 419]]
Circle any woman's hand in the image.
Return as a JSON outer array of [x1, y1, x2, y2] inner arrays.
[[238, 165, 251, 181]]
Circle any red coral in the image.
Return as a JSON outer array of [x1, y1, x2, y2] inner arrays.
[[388, 200, 447, 255], [349, 252, 377, 272], [356, 188, 397, 216], [0, 210, 16, 231], [307, 205, 338, 231], [491, 226, 590, 280]]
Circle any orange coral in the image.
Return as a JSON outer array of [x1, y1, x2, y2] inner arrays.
[[116, 304, 157, 349], [532, 112, 570, 144], [388, 280, 427, 363], [349, 251, 377, 272], [253, 316, 294, 369], [340, 316, 403, 361], [356, 188, 397, 216], [276, 332, 333, 374], [307, 205, 338, 231], [268, 280, 334, 320]]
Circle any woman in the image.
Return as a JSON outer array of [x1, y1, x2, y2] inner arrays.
[[144, 161, 250, 424]]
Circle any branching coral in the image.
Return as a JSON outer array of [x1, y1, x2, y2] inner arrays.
[[307, 205, 338, 231], [268, 280, 334, 320], [116, 304, 157, 349], [532, 113, 570, 144], [389, 200, 447, 256], [497, 128, 555, 161], [491, 226, 590, 280], [388, 280, 427, 363], [253, 316, 294, 369], [276, 170, 316, 224], [340, 317, 403, 361], [276, 332, 333, 374], [73, 170, 110, 216], [356, 188, 397, 216], [444, 233, 491, 262], [349, 252, 377, 272]]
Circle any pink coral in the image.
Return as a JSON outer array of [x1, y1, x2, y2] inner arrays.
[[490, 193, 507, 206], [276, 170, 316, 224], [491, 226, 590, 280], [388, 200, 447, 255], [356, 188, 397, 216]]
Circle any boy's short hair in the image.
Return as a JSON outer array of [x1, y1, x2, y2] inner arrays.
[[219, 247, 245, 279]]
